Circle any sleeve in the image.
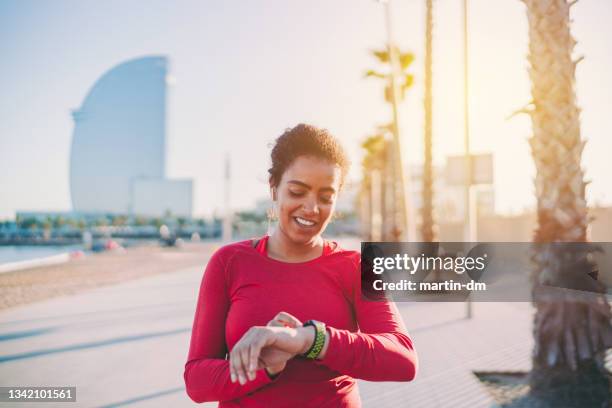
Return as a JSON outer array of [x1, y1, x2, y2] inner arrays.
[[183, 249, 276, 403], [316, 255, 418, 381]]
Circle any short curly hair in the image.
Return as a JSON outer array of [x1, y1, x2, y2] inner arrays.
[[268, 124, 350, 189]]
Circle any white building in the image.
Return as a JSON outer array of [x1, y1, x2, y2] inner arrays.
[[70, 56, 192, 217], [406, 158, 495, 224]]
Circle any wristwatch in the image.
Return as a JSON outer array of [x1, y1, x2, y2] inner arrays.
[[301, 320, 326, 360]]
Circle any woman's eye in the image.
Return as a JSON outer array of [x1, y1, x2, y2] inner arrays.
[[289, 191, 305, 197], [321, 196, 334, 204]]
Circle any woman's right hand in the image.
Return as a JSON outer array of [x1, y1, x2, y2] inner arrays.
[[262, 312, 304, 376], [230, 312, 305, 384]]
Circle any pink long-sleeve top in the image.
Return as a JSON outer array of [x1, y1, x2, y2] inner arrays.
[[184, 237, 418, 407]]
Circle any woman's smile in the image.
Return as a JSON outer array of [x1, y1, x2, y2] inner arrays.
[[293, 216, 317, 228], [271, 155, 341, 246]]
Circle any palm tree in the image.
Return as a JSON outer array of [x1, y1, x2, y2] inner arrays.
[[360, 133, 388, 241], [421, 0, 436, 243], [523, 0, 612, 403], [365, 46, 415, 241], [365, 46, 414, 105]]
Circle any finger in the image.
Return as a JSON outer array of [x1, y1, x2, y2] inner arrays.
[[277, 320, 295, 328], [274, 311, 302, 327], [238, 344, 251, 384], [229, 350, 237, 383], [267, 319, 283, 327], [237, 329, 255, 385], [247, 343, 262, 380], [232, 346, 247, 385]]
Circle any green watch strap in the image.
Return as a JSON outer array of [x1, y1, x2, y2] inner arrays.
[[302, 320, 326, 360]]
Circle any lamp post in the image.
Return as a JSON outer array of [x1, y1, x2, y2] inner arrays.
[[463, 0, 474, 319], [463, 0, 473, 244]]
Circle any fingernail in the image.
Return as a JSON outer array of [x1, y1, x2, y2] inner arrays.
[[231, 373, 236, 383], [239, 375, 246, 385]]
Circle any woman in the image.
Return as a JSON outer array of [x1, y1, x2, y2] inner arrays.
[[184, 124, 417, 407]]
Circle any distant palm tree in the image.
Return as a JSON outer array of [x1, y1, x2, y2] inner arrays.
[[365, 46, 414, 105], [360, 133, 387, 241], [421, 0, 436, 242], [523, 0, 612, 403], [365, 46, 414, 241]]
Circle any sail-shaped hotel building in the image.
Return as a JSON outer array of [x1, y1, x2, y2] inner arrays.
[[70, 56, 192, 217]]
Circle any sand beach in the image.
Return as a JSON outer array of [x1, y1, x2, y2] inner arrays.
[[0, 242, 218, 310]]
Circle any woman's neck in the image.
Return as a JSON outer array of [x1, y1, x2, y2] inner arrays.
[[267, 228, 324, 263]]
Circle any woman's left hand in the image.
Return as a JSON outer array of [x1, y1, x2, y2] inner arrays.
[[229, 324, 313, 385]]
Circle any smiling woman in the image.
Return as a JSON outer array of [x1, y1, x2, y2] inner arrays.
[[183, 124, 418, 407], [271, 155, 339, 253], [266, 124, 348, 260]]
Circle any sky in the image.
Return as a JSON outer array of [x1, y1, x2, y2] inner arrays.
[[1, 0, 611, 220]]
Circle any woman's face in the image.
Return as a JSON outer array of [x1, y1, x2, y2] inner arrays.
[[272, 155, 342, 245]]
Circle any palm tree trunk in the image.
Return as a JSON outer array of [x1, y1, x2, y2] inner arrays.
[[383, 140, 394, 241], [421, 0, 436, 243], [523, 0, 612, 403], [360, 134, 387, 241], [361, 179, 372, 241]]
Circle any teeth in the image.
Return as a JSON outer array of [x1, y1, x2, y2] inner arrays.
[[295, 217, 315, 226]]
